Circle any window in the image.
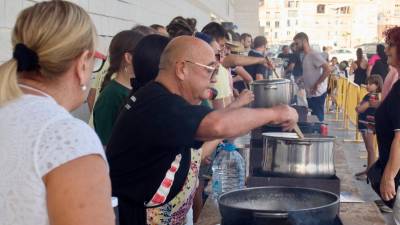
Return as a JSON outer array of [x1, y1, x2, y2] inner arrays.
[[265, 32, 269, 36], [266, 11, 270, 17], [288, 10, 298, 17], [296, 1, 299, 7], [275, 21, 280, 28], [288, 1, 294, 8], [317, 4, 325, 14], [266, 21, 270, 27], [340, 6, 350, 14], [287, 31, 291, 36], [287, 20, 291, 27], [296, 20, 298, 25], [274, 32, 278, 39]]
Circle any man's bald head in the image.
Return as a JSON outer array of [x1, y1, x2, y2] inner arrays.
[[159, 36, 215, 71]]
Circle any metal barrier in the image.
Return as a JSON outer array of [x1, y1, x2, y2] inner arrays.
[[343, 81, 363, 142]]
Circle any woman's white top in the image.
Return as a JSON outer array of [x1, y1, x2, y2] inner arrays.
[[0, 94, 106, 225]]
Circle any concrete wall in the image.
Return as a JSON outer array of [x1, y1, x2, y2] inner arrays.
[[0, 0, 243, 63]]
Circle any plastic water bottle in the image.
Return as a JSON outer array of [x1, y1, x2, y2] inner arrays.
[[211, 143, 245, 199]]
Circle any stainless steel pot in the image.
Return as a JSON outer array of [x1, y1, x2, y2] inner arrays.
[[261, 133, 336, 177], [218, 186, 339, 225], [250, 79, 291, 108]]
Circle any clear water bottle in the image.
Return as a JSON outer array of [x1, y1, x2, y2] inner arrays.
[[211, 143, 245, 199]]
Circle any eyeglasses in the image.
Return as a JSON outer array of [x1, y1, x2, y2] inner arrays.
[[184, 60, 219, 80], [92, 51, 107, 73]]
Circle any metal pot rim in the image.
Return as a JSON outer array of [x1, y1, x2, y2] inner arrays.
[[262, 132, 336, 141], [218, 186, 340, 212]]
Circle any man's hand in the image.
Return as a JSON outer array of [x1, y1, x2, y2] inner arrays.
[[270, 105, 299, 131], [311, 83, 319, 95], [380, 176, 396, 201], [234, 89, 255, 107]]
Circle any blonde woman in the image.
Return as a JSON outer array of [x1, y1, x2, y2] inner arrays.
[[0, 1, 114, 225]]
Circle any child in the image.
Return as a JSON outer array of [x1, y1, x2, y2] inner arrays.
[[355, 74, 383, 180]]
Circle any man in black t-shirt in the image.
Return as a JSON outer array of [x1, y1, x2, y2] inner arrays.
[[244, 36, 272, 80], [278, 45, 292, 77], [106, 36, 298, 225], [290, 42, 303, 78]]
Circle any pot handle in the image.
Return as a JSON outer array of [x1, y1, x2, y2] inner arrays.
[[253, 211, 289, 219], [264, 85, 278, 90]]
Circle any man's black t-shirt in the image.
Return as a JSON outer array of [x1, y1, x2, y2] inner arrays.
[[244, 50, 267, 80], [106, 81, 212, 225], [290, 52, 303, 77], [375, 80, 400, 172], [278, 53, 291, 71]]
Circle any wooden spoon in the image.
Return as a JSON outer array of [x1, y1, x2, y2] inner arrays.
[[293, 124, 305, 139]]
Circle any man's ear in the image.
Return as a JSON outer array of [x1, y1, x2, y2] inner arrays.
[[175, 61, 187, 81]]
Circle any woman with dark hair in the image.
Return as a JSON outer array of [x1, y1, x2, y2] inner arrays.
[[130, 34, 171, 93], [351, 48, 368, 85], [371, 44, 389, 81], [368, 26, 400, 223], [93, 30, 144, 146]]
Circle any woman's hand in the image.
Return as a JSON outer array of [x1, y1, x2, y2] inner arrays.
[[380, 176, 396, 201]]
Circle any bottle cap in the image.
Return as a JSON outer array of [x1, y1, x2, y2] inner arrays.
[[224, 143, 237, 152]]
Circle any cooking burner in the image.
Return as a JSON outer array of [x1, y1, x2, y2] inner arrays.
[[221, 216, 343, 225]]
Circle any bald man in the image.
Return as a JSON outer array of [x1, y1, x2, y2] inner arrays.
[[106, 36, 298, 225]]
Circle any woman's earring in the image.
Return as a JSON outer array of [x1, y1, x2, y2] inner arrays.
[[81, 85, 87, 91]]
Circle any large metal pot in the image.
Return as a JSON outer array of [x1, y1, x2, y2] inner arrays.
[[261, 133, 336, 177], [250, 79, 291, 108], [218, 186, 339, 225]]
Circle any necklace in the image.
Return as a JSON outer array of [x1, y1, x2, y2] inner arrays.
[[18, 84, 51, 98]]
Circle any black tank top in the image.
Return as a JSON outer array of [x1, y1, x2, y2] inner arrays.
[[354, 62, 367, 86]]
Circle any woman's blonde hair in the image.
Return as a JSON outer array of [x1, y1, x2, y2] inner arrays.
[[0, 0, 97, 105]]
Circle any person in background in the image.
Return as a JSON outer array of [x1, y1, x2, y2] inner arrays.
[[290, 42, 303, 80], [382, 65, 399, 100], [330, 57, 340, 75], [86, 25, 155, 126], [371, 44, 390, 82], [93, 30, 143, 146], [355, 75, 383, 180], [367, 45, 383, 77], [201, 23, 271, 109], [293, 32, 331, 122], [0, 1, 114, 225], [166, 16, 196, 38], [322, 46, 330, 62], [106, 36, 298, 225], [240, 33, 252, 55], [244, 36, 271, 81], [130, 35, 171, 93], [351, 48, 368, 86], [278, 45, 292, 78], [150, 24, 169, 37], [372, 26, 400, 223]]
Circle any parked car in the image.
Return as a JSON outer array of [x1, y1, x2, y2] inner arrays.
[[330, 48, 355, 62]]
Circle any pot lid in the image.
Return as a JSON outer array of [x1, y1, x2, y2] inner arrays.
[[250, 78, 290, 85], [262, 132, 336, 141]]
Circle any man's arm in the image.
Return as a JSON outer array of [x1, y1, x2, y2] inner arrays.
[[311, 63, 331, 94], [222, 54, 266, 68], [195, 105, 298, 140]]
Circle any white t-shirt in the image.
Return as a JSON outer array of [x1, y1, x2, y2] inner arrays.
[[0, 94, 106, 225]]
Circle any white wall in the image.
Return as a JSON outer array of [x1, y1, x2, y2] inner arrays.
[[0, 0, 239, 63]]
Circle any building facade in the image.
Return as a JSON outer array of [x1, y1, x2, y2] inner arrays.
[[259, 0, 381, 48], [0, 0, 259, 63]]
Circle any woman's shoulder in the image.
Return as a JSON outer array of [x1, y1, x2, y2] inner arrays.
[[35, 115, 105, 177]]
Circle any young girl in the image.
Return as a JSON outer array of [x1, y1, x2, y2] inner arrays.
[[355, 74, 383, 180]]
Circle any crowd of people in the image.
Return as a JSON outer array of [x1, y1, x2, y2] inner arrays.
[[1, 1, 400, 225]]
